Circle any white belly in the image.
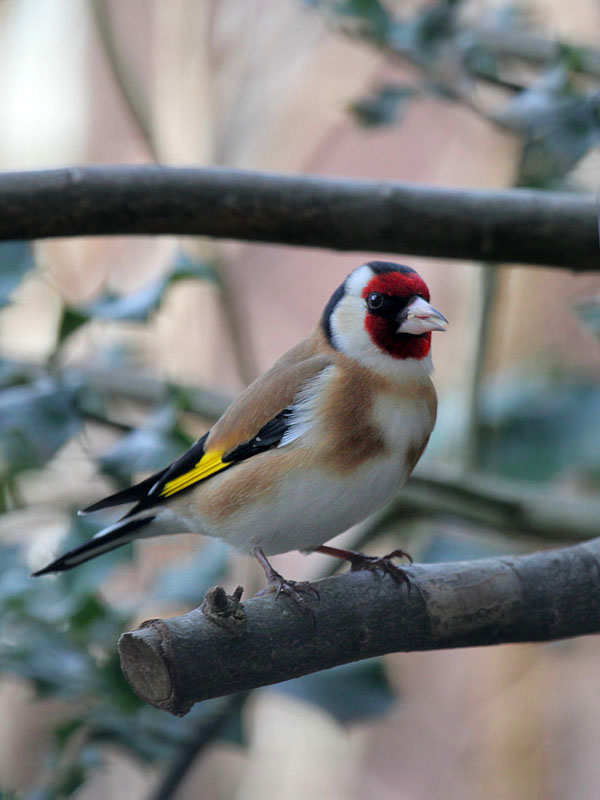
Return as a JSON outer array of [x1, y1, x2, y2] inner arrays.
[[158, 448, 413, 556], [224, 455, 410, 555]]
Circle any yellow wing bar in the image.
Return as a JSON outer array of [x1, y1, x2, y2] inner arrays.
[[160, 450, 231, 498]]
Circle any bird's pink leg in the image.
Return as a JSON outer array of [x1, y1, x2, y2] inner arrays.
[[254, 548, 320, 618]]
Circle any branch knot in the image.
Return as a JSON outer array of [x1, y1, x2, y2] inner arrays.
[[201, 585, 247, 632]]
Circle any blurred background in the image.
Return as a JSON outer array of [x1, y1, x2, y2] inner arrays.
[[0, 0, 599, 798]]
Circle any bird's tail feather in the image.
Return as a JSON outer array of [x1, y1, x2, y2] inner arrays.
[[79, 470, 166, 514], [31, 514, 156, 576]]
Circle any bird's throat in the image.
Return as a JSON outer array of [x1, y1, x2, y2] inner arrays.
[[365, 316, 432, 360]]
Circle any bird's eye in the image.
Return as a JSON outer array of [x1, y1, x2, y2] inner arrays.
[[367, 292, 384, 311]]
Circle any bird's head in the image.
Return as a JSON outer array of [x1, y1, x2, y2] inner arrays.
[[322, 261, 447, 370]]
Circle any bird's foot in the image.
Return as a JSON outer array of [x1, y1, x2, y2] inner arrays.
[[315, 545, 412, 589], [257, 571, 320, 607], [254, 548, 319, 623], [348, 549, 412, 588]]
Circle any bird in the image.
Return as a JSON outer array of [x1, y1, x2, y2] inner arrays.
[[33, 261, 447, 613]]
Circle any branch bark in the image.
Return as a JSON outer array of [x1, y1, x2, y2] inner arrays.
[[119, 536, 600, 715], [0, 166, 597, 270]]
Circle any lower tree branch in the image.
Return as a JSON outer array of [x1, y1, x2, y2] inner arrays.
[[119, 536, 600, 716], [394, 469, 600, 542], [0, 166, 597, 270]]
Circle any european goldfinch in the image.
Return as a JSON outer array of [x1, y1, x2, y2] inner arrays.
[[33, 261, 447, 609]]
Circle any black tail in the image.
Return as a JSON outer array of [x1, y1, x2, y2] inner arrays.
[[31, 515, 155, 576], [80, 470, 167, 514]]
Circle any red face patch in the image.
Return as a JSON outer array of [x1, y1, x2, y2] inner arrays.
[[361, 271, 430, 302], [362, 271, 432, 360]]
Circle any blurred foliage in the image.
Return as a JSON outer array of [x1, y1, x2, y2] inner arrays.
[[0, 530, 248, 797], [276, 659, 396, 724], [309, 0, 600, 187], [349, 84, 417, 126], [479, 378, 600, 483], [0, 242, 35, 309], [57, 253, 217, 347], [574, 296, 600, 339], [0, 379, 82, 509], [98, 406, 195, 486]]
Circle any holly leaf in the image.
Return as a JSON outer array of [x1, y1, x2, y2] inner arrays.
[[0, 241, 35, 308], [349, 85, 417, 127], [56, 253, 217, 344], [0, 379, 82, 476], [276, 659, 397, 724]]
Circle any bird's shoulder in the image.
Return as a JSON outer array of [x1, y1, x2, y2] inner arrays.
[[206, 326, 335, 453]]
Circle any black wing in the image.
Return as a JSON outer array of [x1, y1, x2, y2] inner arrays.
[[82, 410, 293, 515]]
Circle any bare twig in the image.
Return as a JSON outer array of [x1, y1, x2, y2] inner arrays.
[[0, 166, 597, 270], [89, 0, 158, 159], [90, 0, 256, 384], [463, 265, 500, 471], [470, 28, 600, 79], [393, 469, 600, 543], [119, 535, 600, 715], [76, 365, 232, 422], [209, 254, 258, 385]]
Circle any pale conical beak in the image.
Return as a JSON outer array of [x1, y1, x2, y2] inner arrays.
[[398, 296, 448, 334]]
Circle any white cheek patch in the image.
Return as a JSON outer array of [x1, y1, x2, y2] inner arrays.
[[329, 295, 371, 355], [344, 264, 374, 296]]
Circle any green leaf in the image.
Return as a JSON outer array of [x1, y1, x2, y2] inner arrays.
[[85, 279, 166, 321], [0, 241, 35, 308], [0, 358, 40, 388], [0, 380, 82, 476], [573, 298, 600, 339], [154, 539, 229, 606], [462, 43, 501, 83], [56, 307, 90, 346], [98, 407, 195, 484], [517, 97, 600, 186], [556, 42, 592, 73], [51, 747, 103, 797], [411, 0, 458, 51], [57, 253, 217, 345], [336, 0, 393, 40], [479, 378, 600, 483], [53, 717, 86, 750], [496, 67, 600, 186], [169, 251, 218, 284], [276, 659, 397, 724], [349, 85, 417, 127], [217, 702, 247, 747]]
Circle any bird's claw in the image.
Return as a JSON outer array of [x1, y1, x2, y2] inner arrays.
[[257, 572, 320, 624], [348, 549, 412, 590]]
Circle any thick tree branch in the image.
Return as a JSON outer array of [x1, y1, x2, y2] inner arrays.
[[0, 166, 597, 270], [119, 537, 600, 715]]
